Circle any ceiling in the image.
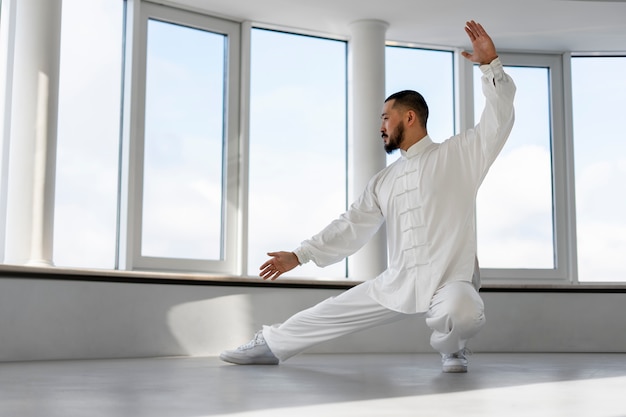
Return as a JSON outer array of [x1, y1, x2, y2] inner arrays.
[[165, 0, 626, 53]]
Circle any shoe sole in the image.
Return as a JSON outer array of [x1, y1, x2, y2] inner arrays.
[[442, 365, 468, 373], [219, 353, 279, 365]]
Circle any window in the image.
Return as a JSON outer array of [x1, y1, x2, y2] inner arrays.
[[54, 0, 124, 269], [475, 65, 554, 269], [3, 0, 622, 288], [247, 28, 347, 278], [571, 56, 626, 282], [385, 46, 455, 163], [474, 54, 571, 282], [141, 19, 225, 260], [118, 3, 240, 273]]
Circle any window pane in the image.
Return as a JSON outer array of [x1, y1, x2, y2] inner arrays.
[[385, 47, 455, 164], [53, 0, 123, 268], [248, 29, 347, 278], [142, 20, 225, 260], [475, 66, 555, 269], [572, 57, 626, 282]]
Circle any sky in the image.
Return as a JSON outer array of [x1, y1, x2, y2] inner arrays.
[[571, 57, 626, 282], [247, 28, 347, 278], [50, 0, 625, 282], [474, 66, 554, 269], [142, 19, 225, 260], [54, 0, 122, 268]]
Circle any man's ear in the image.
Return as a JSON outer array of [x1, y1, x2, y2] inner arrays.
[[406, 110, 416, 126]]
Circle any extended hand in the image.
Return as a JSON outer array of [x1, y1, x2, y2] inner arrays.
[[260, 251, 300, 280], [461, 20, 498, 65]]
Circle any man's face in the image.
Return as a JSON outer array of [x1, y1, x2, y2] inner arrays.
[[381, 100, 405, 154]]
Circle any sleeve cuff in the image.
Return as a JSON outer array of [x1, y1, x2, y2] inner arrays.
[[479, 56, 504, 80], [292, 247, 309, 265]]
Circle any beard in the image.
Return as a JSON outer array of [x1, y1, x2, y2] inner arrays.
[[384, 122, 405, 154]]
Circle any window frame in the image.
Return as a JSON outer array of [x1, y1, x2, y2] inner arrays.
[[568, 53, 626, 284], [118, 1, 241, 273], [0, 0, 17, 264], [244, 24, 349, 279], [476, 52, 576, 285]]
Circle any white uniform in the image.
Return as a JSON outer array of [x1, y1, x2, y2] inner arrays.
[[264, 58, 516, 361]]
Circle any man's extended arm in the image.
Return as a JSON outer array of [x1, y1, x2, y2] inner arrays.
[[260, 179, 385, 280], [457, 21, 516, 178]]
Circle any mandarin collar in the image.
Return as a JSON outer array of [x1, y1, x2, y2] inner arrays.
[[400, 135, 433, 159]]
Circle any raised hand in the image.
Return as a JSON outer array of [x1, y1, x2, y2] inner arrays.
[[461, 20, 498, 65], [260, 251, 300, 280]]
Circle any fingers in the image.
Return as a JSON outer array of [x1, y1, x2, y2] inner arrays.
[[259, 251, 299, 280], [465, 20, 488, 41], [260, 252, 282, 280], [465, 20, 483, 35], [462, 20, 497, 64], [260, 262, 281, 280], [261, 270, 281, 280]]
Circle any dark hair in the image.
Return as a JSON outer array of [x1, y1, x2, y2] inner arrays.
[[385, 90, 428, 129]]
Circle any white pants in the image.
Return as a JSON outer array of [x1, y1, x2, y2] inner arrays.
[[263, 280, 485, 362]]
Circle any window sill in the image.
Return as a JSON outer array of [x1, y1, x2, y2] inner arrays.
[[1, 264, 625, 292], [0, 264, 357, 289]]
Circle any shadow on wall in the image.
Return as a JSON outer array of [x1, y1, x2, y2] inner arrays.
[[166, 286, 351, 356], [167, 293, 256, 355]]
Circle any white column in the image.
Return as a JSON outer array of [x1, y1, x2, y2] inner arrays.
[[4, 0, 62, 266], [348, 20, 388, 280]]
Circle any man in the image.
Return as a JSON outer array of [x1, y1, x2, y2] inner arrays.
[[220, 20, 516, 373]]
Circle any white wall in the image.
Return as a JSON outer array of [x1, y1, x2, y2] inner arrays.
[[0, 276, 624, 362]]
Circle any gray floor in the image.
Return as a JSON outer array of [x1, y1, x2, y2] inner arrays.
[[1, 353, 625, 417]]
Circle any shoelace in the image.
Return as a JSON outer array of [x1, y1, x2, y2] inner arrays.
[[238, 331, 264, 351], [443, 348, 472, 360]]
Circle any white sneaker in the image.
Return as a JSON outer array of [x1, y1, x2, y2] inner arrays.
[[220, 331, 279, 365], [441, 348, 471, 373]]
